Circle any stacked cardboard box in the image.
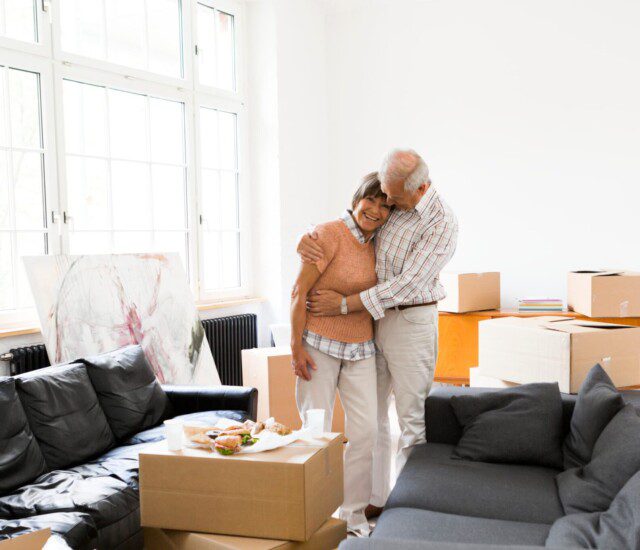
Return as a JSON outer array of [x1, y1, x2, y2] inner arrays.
[[477, 316, 640, 393], [438, 272, 500, 313], [139, 435, 346, 549], [568, 270, 640, 317]]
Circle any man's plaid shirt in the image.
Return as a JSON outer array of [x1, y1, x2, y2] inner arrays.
[[360, 185, 458, 320]]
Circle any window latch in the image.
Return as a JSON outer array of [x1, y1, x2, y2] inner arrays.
[[41, 0, 50, 13], [195, 44, 200, 56]]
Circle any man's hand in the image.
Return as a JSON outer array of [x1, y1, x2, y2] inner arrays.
[[307, 290, 343, 317], [291, 346, 317, 380], [296, 230, 323, 264]]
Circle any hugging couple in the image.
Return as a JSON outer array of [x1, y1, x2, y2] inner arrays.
[[291, 148, 458, 536]]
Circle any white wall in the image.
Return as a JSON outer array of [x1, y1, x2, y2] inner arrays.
[[324, 0, 640, 307]]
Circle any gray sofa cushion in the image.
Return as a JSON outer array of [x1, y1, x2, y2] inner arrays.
[[373, 508, 550, 546], [547, 470, 640, 550], [557, 403, 640, 514], [451, 383, 564, 469], [15, 363, 116, 470], [82, 345, 170, 440], [386, 443, 564, 524], [562, 364, 624, 469], [0, 378, 47, 494], [341, 542, 551, 550]]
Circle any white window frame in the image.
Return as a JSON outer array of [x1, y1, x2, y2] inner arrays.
[[0, 0, 251, 324]]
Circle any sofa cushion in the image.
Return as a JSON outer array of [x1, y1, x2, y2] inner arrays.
[[562, 364, 624, 469], [547, 469, 640, 550], [373, 508, 550, 546], [0, 378, 47, 495], [82, 345, 170, 440], [451, 383, 564, 468], [557, 403, 640, 514], [386, 442, 564, 524], [15, 363, 116, 470], [0, 512, 97, 549]]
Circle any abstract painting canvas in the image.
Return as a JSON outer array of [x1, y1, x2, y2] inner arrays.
[[23, 253, 221, 385]]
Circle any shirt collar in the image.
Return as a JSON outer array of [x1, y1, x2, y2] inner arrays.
[[414, 184, 437, 216], [341, 210, 374, 244]]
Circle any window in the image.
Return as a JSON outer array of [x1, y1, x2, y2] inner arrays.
[[0, 0, 247, 318]]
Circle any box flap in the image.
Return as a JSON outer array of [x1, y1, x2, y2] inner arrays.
[[541, 319, 636, 334], [570, 270, 624, 277]]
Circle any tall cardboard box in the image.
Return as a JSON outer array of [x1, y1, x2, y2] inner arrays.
[[479, 316, 640, 393], [140, 435, 344, 541], [438, 272, 501, 313], [241, 347, 345, 433], [143, 518, 347, 550], [567, 270, 640, 317]]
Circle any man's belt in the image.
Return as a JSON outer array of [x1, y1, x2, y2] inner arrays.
[[397, 301, 438, 311]]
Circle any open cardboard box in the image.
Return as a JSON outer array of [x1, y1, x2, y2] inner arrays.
[[568, 270, 640, 317], [143, 518, 346, 550], [0, 529, 50, 549], [140, 434, 343, 542], [438, 272, 500, 313], [479, 316, 640, 393]]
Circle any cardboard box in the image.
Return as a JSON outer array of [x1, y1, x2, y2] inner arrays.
[[0, 530, 50, 549], [479, 316, 640, 393], [438, 272, 500, 313], [241, 347, 345, 433], [469, 367, 519, 389], [567, 270, 640, 317], [143, 518, 347, 550], [140, 435, 344, 541]]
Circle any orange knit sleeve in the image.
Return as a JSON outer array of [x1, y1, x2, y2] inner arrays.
[[313, 222, 339, 274]]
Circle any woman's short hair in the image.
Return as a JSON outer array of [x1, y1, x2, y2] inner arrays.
[[351, 172, 387, 209]]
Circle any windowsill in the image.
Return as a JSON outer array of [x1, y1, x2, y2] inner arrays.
[[0, 297, 266, 339]]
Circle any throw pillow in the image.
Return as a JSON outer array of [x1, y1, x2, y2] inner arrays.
[[547, 469, 640, 550], [562, 363, 624, 469], [82, 345, 171, 440], [557, 403, 640, 514], [451, 383, 564, 468]]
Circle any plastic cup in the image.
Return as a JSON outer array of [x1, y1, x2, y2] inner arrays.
[[305, 409, 325, 437], [164, 419, 183, 451]]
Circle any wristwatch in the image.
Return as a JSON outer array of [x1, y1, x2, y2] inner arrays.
[[340, 296, 348, 315]]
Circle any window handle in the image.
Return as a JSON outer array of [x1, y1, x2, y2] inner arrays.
[[195, 45, 200, 56]]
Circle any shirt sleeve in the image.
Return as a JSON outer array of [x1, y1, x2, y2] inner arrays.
[[360, 218, 458, 320], [313, 224, 339, 274]]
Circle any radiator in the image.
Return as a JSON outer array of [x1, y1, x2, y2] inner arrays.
[[2, 314, 257, 384], [202, 314, 258, 386], [5, 345, 50, 375]]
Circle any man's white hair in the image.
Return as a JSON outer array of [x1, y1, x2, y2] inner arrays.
[[379, 148, 430, 192]]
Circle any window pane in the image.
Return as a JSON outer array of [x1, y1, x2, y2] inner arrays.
[[202, 231, 220, 290], [66, 157, 110, 230], [60, 0, 183, 78], [0, 151, 9, 228], [218, 111, 237, 170], [0, 233, 13, 309], [2, 0, 37, 43], [69, 231, 111, 255], [113, 230, 153, 253], [152, 165, 186, 229], [111, 161, 151, 229], [154, 231, 187, 268], [220, 231, 239, 287], [219, 171, 238, 229], [15, 231, 46, 308], [9, 69, 41, 149], [200, 168, 219, 223], [63, 80, 107, 156], [12, 151, 44, 229], [109, 89, 148, 161], [200, 107, 219, 169], [197, 4, 235, 91], [150, 97, 184, 164], [0, 68, 7, 147]]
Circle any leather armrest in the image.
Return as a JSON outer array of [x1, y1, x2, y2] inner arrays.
[[162, 385, 258, 421]]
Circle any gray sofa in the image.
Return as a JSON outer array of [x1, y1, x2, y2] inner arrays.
[[340, 386, 640, 550]]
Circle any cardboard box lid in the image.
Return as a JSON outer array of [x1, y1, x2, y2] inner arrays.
[[0, 530, 50, 549], [483, 316, 637, 335]]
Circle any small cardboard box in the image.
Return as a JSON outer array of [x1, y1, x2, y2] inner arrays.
[[140, 435, 344, 541], [567, 270, 640, 317], [241, 347, 345, 433], [0, 530, 50, 549], [143, 518, 347, 550], [479, 316, 640, 393], [469, 367, 519, 389], [438, 272, 500, 313]]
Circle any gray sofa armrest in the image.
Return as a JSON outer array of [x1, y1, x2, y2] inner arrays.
[[162, 385, 258, 420], [339, 539, 549, 550]]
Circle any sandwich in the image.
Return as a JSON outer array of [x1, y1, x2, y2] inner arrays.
[[266, 422, 292, 436], [214, 435, 242, 455]]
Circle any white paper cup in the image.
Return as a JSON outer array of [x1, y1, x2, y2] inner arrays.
[[164, 419, 183, 451], [305, 409, 325, 437]]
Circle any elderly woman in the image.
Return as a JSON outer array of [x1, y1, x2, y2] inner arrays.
[[290, 172, 391, 536]]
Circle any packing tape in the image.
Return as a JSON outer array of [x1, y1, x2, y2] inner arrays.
[[620, 301, 629, 317]]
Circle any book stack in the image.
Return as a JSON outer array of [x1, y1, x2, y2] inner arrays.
[[517, 298, 563, 312]]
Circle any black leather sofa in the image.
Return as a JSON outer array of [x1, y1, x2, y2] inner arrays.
[[340, 386, 640, 550], [0, 345, 257, 549]]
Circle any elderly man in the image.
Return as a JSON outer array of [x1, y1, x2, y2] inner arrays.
[[298, 148, 458, 517]]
